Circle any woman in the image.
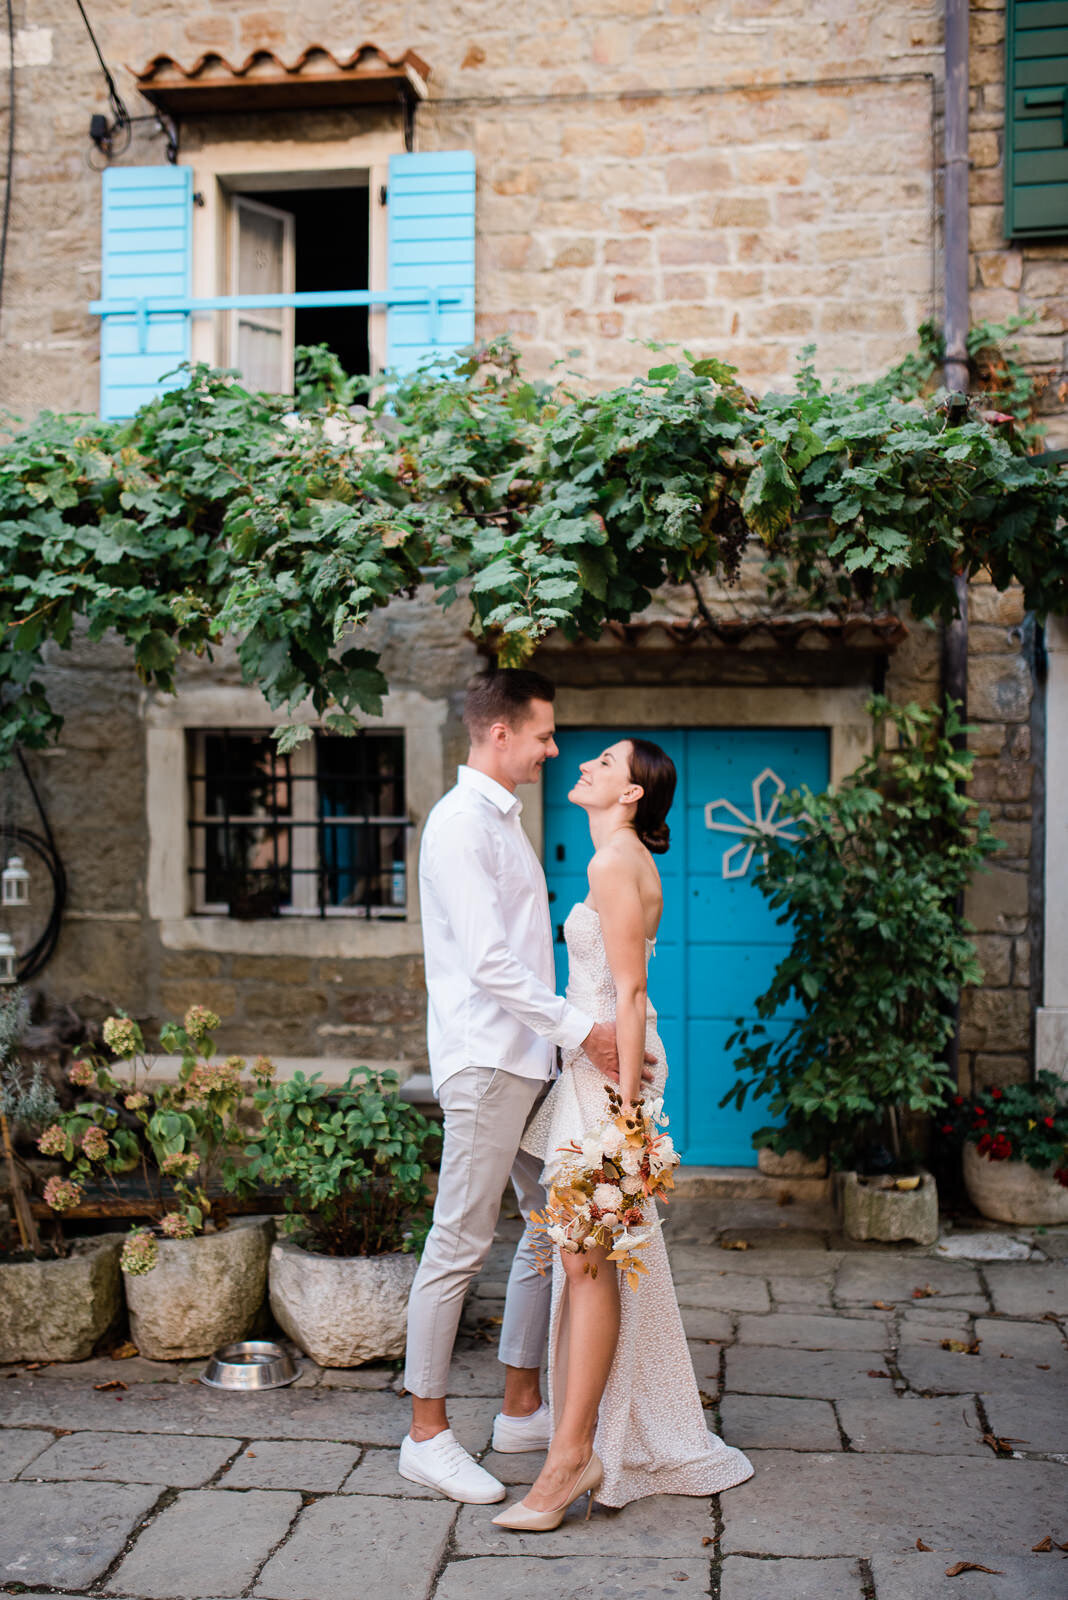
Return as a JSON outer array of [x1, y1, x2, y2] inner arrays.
[[492, 737, 753, 1530]]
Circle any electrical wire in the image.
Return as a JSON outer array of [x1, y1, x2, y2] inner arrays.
[[73, 0, 128, 134], [0, 0, 15, 325], [8, 750, 66, 983]]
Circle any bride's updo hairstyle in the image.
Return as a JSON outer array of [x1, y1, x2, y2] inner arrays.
[[628, 739, 677, 855]]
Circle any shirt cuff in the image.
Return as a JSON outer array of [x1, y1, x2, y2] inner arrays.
[[551, 1003, 595, 1053]]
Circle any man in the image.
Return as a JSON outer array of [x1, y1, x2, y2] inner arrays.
[[398, 667, 624, 1504]]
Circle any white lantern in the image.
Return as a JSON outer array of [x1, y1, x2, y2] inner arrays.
[[1, 855, 29, 907], [0, 931, 16, 984]]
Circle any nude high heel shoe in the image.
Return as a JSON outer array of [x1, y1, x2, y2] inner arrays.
[[490, 1452, 603, 1531]]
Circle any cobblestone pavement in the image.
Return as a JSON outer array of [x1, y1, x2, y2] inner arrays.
[[2, 1198, 1066, 1600]]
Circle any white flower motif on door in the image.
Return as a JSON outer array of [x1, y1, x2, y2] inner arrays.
[[704, 766, 809, 879]]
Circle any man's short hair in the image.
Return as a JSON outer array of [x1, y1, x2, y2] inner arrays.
[[463, 668, 556, 741]]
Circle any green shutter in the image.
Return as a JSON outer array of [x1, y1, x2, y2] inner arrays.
[[1005, 0, 1068, 238]]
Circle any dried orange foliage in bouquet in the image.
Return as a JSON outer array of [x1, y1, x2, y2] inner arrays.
[[530, 1083, 680, 1290]]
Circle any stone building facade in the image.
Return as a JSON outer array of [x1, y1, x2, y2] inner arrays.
[[0, 1, 1064, 1158]]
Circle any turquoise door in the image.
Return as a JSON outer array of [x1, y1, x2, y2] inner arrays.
[[543, 728, 830, 1165]]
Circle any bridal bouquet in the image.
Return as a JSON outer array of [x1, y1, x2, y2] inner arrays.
[[531, 1084, 679, 1290]]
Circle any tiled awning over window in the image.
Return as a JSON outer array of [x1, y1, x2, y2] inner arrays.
[[536, 616, 908, 655], [131, 43, 429, 117]]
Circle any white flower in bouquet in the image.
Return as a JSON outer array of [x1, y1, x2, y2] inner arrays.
[[621, 1173, 644, 1195], [593, 1182, 625, 1213], [581, 1133, 604, 1166], [601, 1122, 626, 1156], [548, 1223, 569, 1246], [620, 1143, 643, 1176]]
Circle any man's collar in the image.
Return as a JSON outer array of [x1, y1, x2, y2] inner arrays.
[[458, 763, 522, 815]]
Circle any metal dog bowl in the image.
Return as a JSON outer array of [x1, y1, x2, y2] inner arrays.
[[199, 1340, 300, 1391]]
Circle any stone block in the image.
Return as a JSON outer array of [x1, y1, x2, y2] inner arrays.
[[836, 1395, 986, 1455], [254, 1496, 456, 1600], [219, 1440, 359, 1492], [720, 1450, 1064, 1556], [0, 1428, 53, 1479], [724, 1346, 898, 1402], [963, 867, 1030, 933], [106, 1488, 301, 1599], [269, 1237, 416, 1367], [870, 1554, 1067, 1600], [718, 1395, 840, 1452], [0, 1482, 159, 1590], [436, 1557, 713, 1599], [757, 1149, 828, 1180], [972, 934, 1013, 987], [720, 1557, 865, 1599], [454, 1490, 717, 1558], [841, 1170, 938, 1246], [968, 585, 1026, 626], [733, 1313, 888, 1351], [958, 987, 1031, 1054], [28, 1430, 240, 1487], [125, 1216, 273, 1360], [0, 1235, 121, 1363], [968, 656, 1033, 723]]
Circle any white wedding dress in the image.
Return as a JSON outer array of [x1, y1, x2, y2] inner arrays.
[[522, 901, 754, 1507]]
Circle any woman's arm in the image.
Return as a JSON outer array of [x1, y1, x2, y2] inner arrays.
[[588, 851, 648, 1107]]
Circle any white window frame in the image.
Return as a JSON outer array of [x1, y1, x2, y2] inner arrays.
[[145, 684, 443, 958], [226, 194, 296, 394]]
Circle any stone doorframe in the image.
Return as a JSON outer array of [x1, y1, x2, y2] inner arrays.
[[524, 684, 873, 856], [1038, 615, 1068, 1079]]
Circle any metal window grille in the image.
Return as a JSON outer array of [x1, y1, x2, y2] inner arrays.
[[187, 729, 409, 919]]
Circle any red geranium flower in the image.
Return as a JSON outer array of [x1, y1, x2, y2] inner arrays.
[[990, 1133, 1012, 1161], [1055, 1168, 1068, 1189], [940, 1124, 954, 1135], [973, 1107, 987, 1121], [990, 1088, 1004, 1100], [953, 1095, 964, 1107], [1043, 1116, 1056, 1129], [977, 1133, 993, 1156]]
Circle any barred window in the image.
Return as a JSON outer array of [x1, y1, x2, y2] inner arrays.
[[187, 729, 408, 918]]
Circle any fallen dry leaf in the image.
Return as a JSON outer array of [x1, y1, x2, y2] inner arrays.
[[945, 1562, 1003, 1577], [912, 1284, 937, 1299], [1032, 1536, 1052, 1552], [93, 1379, 127, 1392], [110, 1341, 139, 1360], [246, 1450, 257, 1458], [776, 1191, 794, 1206], [697, 1390, 717, 1408], [871, 1300, 893, 1310], [980, 1432, 1020, 1457], [916, 1539, 932, 1551], [701, 1536, 716, 1547], [940, 1339, 980, 1355], [720, 1239, 750, 1251], [867, 1369, 891, 1379], [1036, 1363, 1050, 1370]]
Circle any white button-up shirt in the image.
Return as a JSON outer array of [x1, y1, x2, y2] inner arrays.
[[419, 765, 594, 1093]]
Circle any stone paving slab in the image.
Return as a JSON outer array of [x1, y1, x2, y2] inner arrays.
[[984, 1262, 1068, 1316], [679, 1249, 842, 1279], [341, 1445, 441, 1496], [218, 1439, 360, 1492], [766, 1276, 834, 1308], [836, 1395, 985, 1454], [0, 1481, 160, 1589], [679, 1307, 734, 1340], [674, 1275, 771, 1312], [981, 1378, 1068, 1455], [314, 1364, 395, 1389], [724, 1346, 899, 1401], [453, 1491, 716, 1558], [719, 1554, 865, 1598], [25, 1429, 240, 1486], [434, 1555, 713, 1598], [898, 1309, 975, 1345], [834, 1257, 985, 1305], [105, 1489, 302, 1598], [253, 1494, 456, 1600], [972, 1317, 1068, 1361], [869, 1552, 1068, 1599], [475, 1447, 547, 1487], [721, 1450, 1066, 1557], [0, 1426, 53, 1479], [686, 1339, 723, 1396], [718, 1395, 840, 1452], [734, 1312, 889, 1350], [896, 1346, 1048, 1399]]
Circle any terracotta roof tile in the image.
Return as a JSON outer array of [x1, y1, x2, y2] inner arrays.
[[535, 616, 908, 653], [131, 43, 429, 115]]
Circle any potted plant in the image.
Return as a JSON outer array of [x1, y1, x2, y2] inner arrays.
[[941, 1072, 1068, 1225], [723, 699, 1001, 1245], [0, 988, 123, 1362], [38, 1005, 275, 1359], [238, 1067, 440, 1367]]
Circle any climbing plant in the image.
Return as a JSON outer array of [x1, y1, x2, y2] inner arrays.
[[0, 327, 1065, 762]]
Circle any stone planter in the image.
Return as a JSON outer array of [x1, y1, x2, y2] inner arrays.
[[963, 1143, 1068, 1226], [840, 1168, 939, 1246], [757, 1147, 828, 1179], [124, 1216, 273, 1360], [0, 1234, 122, 1362], [269, 1235, 418, 1367]]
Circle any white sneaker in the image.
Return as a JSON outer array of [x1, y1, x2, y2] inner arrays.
[[491, 1402, 552, 1453], [398, 1429, 506, 1503]]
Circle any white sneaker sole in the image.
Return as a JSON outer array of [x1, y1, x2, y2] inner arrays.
[[398, 1460, 506, 1504]]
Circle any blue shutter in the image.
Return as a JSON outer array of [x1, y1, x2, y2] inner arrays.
[[1005, 0, 1068, 238], [386, 151, 475, 375], [99, 166, 193, 419]]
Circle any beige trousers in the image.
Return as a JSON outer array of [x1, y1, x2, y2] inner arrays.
[[404, 1066, 551, 1400]]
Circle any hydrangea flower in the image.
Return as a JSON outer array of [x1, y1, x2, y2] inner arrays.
[[67, 1059, 95, 1088], [102, 1016, 139, 1058], [124, 1091, 149, 1111], [43, 1175, 83, 1212], [185, 1060, 241, 1102], [161, 1150, 200, 1177], [183, 1005, 220, 1045], [121, 1229, 159, 1276], [251, 1054, 276, 1084], [81, 1125, 109, 1161], [37, 1123, 67, 1157], [160, 1211, 195, 1239]]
